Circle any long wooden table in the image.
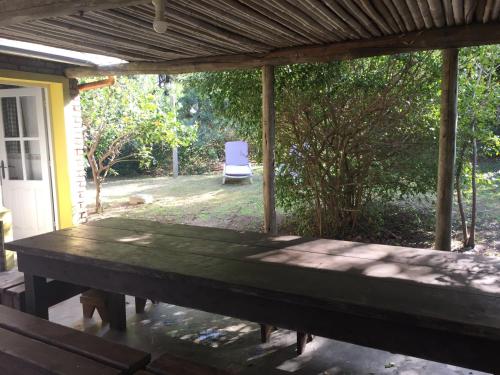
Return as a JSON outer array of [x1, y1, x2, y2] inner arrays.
[[8, 218, 500, 373]]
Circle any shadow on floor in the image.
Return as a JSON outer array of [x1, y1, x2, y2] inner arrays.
[[49, 296, 486, 375]]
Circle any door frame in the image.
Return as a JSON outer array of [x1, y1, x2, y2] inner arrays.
[[0, 86, 57, 235], [0, 70, 75, 230]]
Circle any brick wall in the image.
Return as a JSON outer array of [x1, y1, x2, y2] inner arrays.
[[68, 78, 88, 224], [0, 53, 87, 225]]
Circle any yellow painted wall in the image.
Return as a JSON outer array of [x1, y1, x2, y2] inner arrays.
[[0, 70, 74, 229]]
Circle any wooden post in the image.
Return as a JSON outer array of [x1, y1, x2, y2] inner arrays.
[[435, 48, 459, 251], [262, 65, 277, 235]]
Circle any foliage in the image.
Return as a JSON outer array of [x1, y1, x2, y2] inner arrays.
[[188, 53, 442, 237], [455, 45, 500, 247], [81, 75, 196, 212]]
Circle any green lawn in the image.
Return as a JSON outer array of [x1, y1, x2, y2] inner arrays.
[[88, 162, 499, 255], [87, 167, 266, 232]]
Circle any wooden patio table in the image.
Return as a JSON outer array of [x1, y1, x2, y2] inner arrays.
[[7, 218, 500, 373]]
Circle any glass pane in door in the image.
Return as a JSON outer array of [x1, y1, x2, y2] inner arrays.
[[1, 98, 20, 137], [24, 140, 42, 180], [20, 96, 39, 137], [6, 141, 23, 180]]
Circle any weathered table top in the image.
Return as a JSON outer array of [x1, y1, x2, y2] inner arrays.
[[8, 218, 500, 371]]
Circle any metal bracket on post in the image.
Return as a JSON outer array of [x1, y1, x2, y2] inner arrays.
[[152, 0, 167, 34]]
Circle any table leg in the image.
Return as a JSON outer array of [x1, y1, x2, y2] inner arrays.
[[24, 273, 49, 319], [106, 292, 126, 331]]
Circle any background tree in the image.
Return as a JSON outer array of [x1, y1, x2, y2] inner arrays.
[[81, 75, 196, 213], [455, 45, 499, 248]]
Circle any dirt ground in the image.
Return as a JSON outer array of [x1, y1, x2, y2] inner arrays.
[[86, 164, 499, 257]]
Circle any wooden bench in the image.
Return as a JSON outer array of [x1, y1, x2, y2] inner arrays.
[[0, 304, 151, 374], [0, 269, 88, 313]]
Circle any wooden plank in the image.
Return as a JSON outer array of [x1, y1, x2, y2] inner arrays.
[[10, 233, 500, 340], [0, 0, 150, 27], [262, 65, 277, 235], [435, 48, 459, 251], [84, 218, 499, 272], [15, 253, 500, 374], [55, 224, 500, 297], [0, 326, 121, 375], [0, 304, 150, 372], [65, 23, 500, 77]]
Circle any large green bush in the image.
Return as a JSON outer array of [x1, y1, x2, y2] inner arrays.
[[188, 53, 443, 237]]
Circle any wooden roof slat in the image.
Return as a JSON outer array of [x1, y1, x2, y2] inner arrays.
[[416, 0, 434, 28], [88, 11, 232, 56], [404, 0, 426, 29], [64, 15, 192, 58], [357, 0, 394, 35], [427, 0, 446, 27], [206, 0, 312, 45], [483, 0, 496, 21], [493, 0, 500, 19], [266, 0, 346, 41], [337, 0, 384, 36], [35, 19, 186, 60], [296, 0, 361, 39], [390, 0, 417, 31], [442, 0, 457, 25], [322, 0, 375, 37], [475, 0, 486, 21], [380, 0, 407, 31], [168, 0, 289, 48], [108, 8, 246, 55], [464, 0, 478, 23], [118, 6, 263, 54], [174, 0, 301, 47], [371, 0, 403, 33], [243, 0, 329, 43], [452, 0, 466, 24], [159, 5, 273, 52]]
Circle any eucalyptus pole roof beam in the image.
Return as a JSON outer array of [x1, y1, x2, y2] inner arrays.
[[0, 0, 150, 27]]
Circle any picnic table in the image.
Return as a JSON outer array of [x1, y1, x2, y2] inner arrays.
[[8, 218, 500, 373]]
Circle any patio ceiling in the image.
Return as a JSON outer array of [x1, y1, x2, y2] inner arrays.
[[0, 0, 499, 76]]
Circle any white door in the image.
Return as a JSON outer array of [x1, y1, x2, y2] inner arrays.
[[0, 87, 55, 239]]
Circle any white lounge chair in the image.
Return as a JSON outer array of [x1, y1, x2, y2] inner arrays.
[[222, 141, 253, 184]]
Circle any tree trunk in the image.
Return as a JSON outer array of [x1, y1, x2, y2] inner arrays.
[[93, 173, 103, 214], [467, 122, 477, 248]]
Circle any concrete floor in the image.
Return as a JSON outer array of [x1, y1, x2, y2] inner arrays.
[[48, 295, 486, 375]]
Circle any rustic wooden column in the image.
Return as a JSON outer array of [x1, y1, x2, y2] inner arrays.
[[262, 65, 277, 235], [435, 49, 458, 251]]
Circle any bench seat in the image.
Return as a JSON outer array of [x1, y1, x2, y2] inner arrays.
[[0, 269, 88, 312], [0, 305, 151, 374]]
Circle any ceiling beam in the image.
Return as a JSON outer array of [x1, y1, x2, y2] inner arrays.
[[0, 0, 150, 26], [66, 23, 500, 77]]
